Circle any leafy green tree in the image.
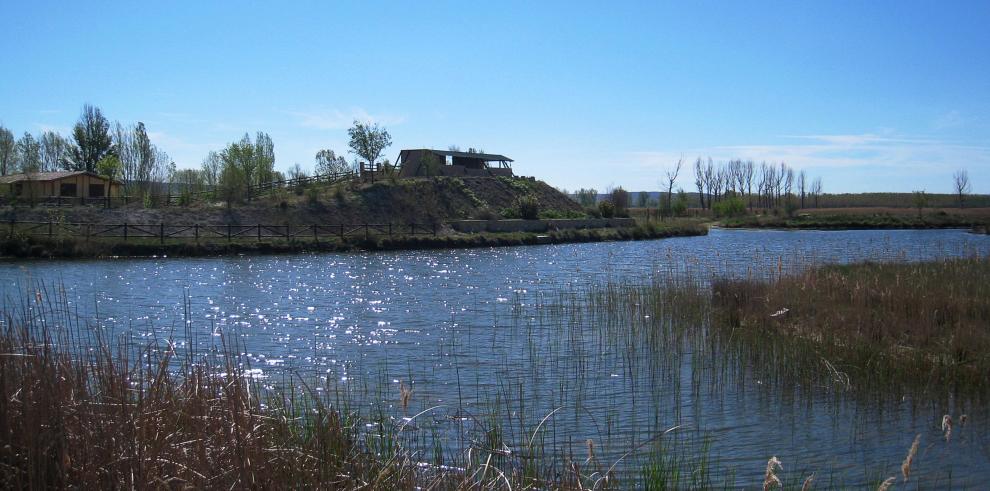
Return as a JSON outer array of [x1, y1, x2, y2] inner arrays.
[[0, 126, 16, 175], [347, 121, 392, 168], [16, 133, 41, 173], [315, 149, 349, 176], [71, 104, 113, 171], [95, 154, 122, 181]]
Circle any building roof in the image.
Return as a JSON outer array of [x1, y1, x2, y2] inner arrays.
[[407, 149, 513, 162], [0, 171, 120, 184]]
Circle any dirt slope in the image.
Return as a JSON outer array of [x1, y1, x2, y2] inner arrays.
[[0, 176, 584, 226]]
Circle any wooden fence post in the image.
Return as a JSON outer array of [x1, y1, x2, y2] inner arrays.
[[48, 221, 53, 238], [312, 224, 318, 244], [227, 224, 231, 242], [388, 223, 392, 237], [8, 220, 13, 239], [339, 224, 344, 240], [194, 224, 199, 243], [432, 223, 437, 236], [123, 223, 128, 242], [86, 223, 90, 242], [258, 224, 262, 242]]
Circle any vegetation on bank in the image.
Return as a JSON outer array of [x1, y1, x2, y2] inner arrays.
[[711, 258, 990, 395], [0, 221, 708, 259], [719, 209, 989, 229]]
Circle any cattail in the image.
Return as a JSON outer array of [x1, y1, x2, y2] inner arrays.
[[959, 414, 967, 426], [877, 476, 896, 491], [800, 473, 815, 491], [763, 456, 782, 491], [942, 414, 953, 443], [901, 434, 920, 481], [399, 381, 412, 412], [585, 439, 595, 464]]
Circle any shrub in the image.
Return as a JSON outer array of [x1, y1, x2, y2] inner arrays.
[[712, 196, 746, 218], [598, 200, 616, 218], [474, 208, 499, 220], [584, 205, 602, 218], [516, 195, 540, 220], [306, 186, 320, 206]]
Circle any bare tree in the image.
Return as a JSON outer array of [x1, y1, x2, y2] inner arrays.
[[743, 160, 755, 209], [811, 177, 823, 208], [693, 157, 705, 210], [953, 169, 971, 209], [200, 151, 222, 189], [315, 149, 350, 176], [16, 133, 41, 173], [0, 126, 16, 175], [663, 158, 683, 220], [798, 170, 807, 208], [39, 131, 73, 172]]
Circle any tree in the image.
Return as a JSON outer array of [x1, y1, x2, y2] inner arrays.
[[0, 126, 16, 175], [811, 177, 823, 208], [253, 132, 275, 185], [693, 157, 705, 210], [95, 154, 122, 181], [16, 133, 41, 173], [953, 169, 971, 209], [200, 151, 222, 189], [609, 187, 629, 216], [347, 121, 392, 168], [574, 188, 597, 207], [315, 149, 350, 176], [798, 170, 807, 208], [637, 191, 649, 208], [39, 131, 73, 172], [71, 104, 113, 171], [912, 190, 928, 218], [662, 158, 683, 220]]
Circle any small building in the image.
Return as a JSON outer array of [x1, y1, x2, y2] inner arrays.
[[0, 171, 123, 201], [396, 149, 513, 178]]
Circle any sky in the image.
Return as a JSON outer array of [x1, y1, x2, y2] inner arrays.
[[1, 0, 989, 193]]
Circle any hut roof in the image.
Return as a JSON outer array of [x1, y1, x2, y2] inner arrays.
[[408, 149, 513, 162]]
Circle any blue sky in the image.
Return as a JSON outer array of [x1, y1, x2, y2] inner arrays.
[[2, 1, 988, 193]]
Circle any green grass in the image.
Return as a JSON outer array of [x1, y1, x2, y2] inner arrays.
[[720, 212, 987, 229]]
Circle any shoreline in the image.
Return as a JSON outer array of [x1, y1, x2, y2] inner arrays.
[[0, 221, 708, 260]]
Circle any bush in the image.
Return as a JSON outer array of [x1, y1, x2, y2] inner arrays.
[[712, 197, 746, 218], [306, 187, 320, 206], [584, 206, 602, 218], [474, 208, 499, 220], [598, 200, 616, 218], [516, 195, 540, 220]]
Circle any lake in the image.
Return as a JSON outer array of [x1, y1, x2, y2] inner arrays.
[[3, 228, 989, 487]]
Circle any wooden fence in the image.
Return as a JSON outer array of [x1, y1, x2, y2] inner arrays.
[[0, 170, 362, 209], [5, 220, 438, 244]]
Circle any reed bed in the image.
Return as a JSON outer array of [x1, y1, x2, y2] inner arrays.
[[711, 257, 990, 396]]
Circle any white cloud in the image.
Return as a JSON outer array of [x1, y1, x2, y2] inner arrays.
[[287, 107, 406, 130]]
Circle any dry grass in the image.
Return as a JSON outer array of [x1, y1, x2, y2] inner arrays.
[[712, 257, 990, 393]]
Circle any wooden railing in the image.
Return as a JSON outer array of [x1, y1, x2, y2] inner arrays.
[[4, 220, 438, 244]]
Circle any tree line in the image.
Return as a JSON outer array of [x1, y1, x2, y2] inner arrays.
[[1, 104, 177, 197], [2, 105, 395, 205]]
